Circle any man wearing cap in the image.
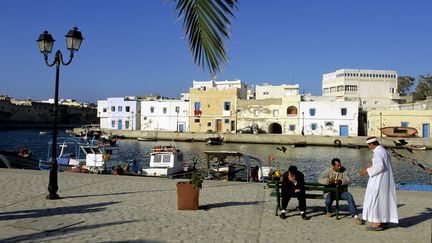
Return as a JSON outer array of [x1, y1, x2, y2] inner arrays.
[[359, 136, 398, 231]]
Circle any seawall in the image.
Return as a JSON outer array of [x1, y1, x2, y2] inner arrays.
[[73, 128, 432, 149]]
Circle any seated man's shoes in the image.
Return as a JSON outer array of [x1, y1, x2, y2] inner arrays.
[[279, 211, 286, 219], [326, 212, 332, 218], [301, 213, 310, 220], [354, 217, 362, 225]]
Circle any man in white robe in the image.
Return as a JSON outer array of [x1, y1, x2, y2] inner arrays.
[[359, 136, 398, 231]]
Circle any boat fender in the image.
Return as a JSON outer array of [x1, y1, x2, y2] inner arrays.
[[334, 139, 342, 148]]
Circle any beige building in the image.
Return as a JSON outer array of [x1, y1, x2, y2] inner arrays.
[[189, 87, 240, 133], [237, 96, 301, 134], [255, 83, 300, 100], [367, 110, 432, 138]]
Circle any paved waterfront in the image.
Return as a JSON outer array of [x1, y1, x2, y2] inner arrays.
[[0, 169, 431, 242]]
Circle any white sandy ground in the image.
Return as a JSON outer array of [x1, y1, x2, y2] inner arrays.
[[0, 169, 430, 243]]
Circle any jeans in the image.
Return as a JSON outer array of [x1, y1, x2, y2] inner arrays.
[[325, 191, 357, 216]]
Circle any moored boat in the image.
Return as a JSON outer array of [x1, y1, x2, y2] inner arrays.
[[141, 145, 195, 177], [206, 136, 224, 145], [137, 137, 157, 142], [380, 126, 417, 138], [0, 148, 39, 169]]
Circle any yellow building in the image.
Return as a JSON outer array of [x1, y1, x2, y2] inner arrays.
[[189, 87, 240, 133], [368, 110, 432, 138]]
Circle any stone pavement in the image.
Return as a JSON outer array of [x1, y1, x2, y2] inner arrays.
[[0, 169, 431, 242]]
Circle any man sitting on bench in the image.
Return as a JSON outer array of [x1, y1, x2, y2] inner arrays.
[[318, 158, 362, 225], [280, 166, 310, 220]]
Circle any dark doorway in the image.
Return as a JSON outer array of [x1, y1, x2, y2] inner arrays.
[[268, 123, 282, 134]]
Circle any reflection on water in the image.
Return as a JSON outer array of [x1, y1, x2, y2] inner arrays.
[[1, 129, 431, 186]]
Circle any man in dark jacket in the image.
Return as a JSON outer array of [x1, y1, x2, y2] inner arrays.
[[280, 166, 310, 220]]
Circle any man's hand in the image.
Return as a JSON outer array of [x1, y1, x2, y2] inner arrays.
[[295, 189, 300, 193], [359, 168, 368, 177], [334, 179, 342, 185], [328, 178, 335, 184], [288, 172, 296, 183]]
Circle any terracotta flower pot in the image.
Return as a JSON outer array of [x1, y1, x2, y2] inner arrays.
[[176, 182, 200, 210]]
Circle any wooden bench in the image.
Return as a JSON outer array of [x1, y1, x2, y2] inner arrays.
[[268, 181, 348, 219]]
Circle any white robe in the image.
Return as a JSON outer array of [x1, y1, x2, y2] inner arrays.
[[362, 145, 399, 223]]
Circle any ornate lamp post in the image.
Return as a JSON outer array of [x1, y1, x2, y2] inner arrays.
[[37, 27, 84, 200]]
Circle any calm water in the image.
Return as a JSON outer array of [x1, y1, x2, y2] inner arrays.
[[1, 129, 431, 187]]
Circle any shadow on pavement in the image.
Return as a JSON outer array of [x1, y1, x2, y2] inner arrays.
[[0, 201, 120, 221], [398, 207, 432, 228], [0, 219, 139, 243], [200, 200, 264, 210], [61, 188, 175, 199]]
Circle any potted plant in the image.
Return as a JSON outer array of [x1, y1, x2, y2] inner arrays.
[[176, 171, 204, 210]]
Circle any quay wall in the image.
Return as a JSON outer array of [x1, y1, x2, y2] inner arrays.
[[74, 128, 432, 149]]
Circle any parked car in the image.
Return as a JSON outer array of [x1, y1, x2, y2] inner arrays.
[[237, 124, 261, 134], [237, 126, 253, 134]]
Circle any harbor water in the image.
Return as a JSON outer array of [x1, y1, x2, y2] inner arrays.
[[1, 129, 431, 187]]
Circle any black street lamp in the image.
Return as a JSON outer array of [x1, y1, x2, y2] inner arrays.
[[37, 27, 84, 200], [175, 106, 180, 132], [301, 112, 305, 136]]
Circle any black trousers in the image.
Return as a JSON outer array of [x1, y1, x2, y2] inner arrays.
[[281, 188, 306, 212]]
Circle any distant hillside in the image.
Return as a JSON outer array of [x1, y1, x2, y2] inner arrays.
[[0, 100, 98, 129]]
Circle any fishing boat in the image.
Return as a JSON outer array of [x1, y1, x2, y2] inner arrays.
[[39, 137, 120, 173], [0, 148, 39, 169], [396, 183, 432, 192], [380, 126, 417, 138], [141, 145, 195, 177]]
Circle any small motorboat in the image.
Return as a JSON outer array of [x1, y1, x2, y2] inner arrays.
[[206, 136, 224, 145], [292, 142, 307, 147], [137, 137, 157, 142], [380, 127, 417, 138], [347, 143, 361, 149]]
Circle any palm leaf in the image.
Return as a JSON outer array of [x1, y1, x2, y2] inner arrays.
[[174, 0, 238, 77]]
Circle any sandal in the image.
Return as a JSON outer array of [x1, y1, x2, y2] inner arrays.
[[366, 225, 383, 231]]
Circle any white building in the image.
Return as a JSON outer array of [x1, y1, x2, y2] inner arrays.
[[322, 69, 400, 110], [299, 99, 359, 136], [97, 97, 140, 130], [255, 83, 300, 100], [140, 99, 189, 132], [192, 79, 250, 99]]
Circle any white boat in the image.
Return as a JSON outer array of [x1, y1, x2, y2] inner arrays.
[[39, 137, 120, 173], [141, 145, 195, 177]]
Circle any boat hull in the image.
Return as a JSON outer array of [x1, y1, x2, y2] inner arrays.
[[380, 126, 417, 138], [0, 153, 40, 169]]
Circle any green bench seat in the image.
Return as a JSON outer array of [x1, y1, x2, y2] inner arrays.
[[268, 181, 348, 219]]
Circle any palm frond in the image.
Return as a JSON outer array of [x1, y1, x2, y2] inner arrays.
[[174, 0, 238, 77]]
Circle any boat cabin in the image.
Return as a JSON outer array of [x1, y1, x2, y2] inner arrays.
[[142, 145, 185, 176]]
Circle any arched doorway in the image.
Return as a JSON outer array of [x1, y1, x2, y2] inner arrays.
[[268, 123, 282, 134]]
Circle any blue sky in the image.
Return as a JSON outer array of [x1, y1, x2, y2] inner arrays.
[[1, 1, 431, 102]]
